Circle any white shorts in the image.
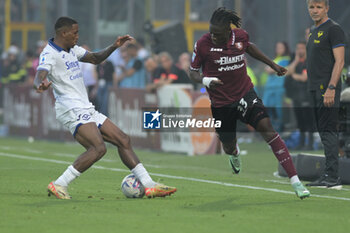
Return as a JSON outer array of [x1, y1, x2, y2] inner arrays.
[[57, 108, 107, 136]]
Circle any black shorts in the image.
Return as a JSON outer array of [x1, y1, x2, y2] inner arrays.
[[211, 88, 269, 143]]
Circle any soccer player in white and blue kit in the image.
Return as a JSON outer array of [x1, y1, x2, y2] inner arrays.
[[34, 17, 176, 199]]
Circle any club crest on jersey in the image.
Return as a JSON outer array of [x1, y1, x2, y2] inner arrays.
[[235, 42, 243, 50], [210, 48, 223, 52]]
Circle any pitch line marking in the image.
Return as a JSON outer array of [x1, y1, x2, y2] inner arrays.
[[1, 151, 350, 201]]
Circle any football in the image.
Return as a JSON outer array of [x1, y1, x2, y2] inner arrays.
[[121, 174, 145, 198]]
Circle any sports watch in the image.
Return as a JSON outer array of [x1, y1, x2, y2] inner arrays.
[[328, 84, 336, 90]]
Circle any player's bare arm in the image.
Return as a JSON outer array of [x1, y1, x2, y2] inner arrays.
[[324, 46, 345, 107], [80, 35, 133, 64], [246, 42, 287, 76], [33, 69, 52, 93], [189, 70, 202, 83]]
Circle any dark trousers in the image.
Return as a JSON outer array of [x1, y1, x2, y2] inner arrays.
[[310, 89, 340, 178]]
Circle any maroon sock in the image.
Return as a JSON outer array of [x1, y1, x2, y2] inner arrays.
[[268, 134, 297, 178]]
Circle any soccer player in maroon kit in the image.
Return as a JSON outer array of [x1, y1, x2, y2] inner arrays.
[[189, 7, 310, 199]]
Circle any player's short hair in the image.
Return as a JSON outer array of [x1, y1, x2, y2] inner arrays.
[[54, 17, 78, 31], [306, 0, 329, 6], [210, 7, 241, 28]]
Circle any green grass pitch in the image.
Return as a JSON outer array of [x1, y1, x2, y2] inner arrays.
[[1, 137, 350, 233]]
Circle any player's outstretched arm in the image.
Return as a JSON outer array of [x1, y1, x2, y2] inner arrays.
[[33, 69, 52, 93], [80, 35, 133, 65], [246, 42, 287, 76]]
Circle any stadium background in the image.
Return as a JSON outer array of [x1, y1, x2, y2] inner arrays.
[[1, 2, 350, 232], [0, 0, 349, 155], [1, 0, 349, 61]]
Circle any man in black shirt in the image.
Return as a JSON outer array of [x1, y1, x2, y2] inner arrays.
[[305, 0, 345, 189]]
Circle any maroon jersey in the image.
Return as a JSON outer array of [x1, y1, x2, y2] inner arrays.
[[190, 28, 253, 107]]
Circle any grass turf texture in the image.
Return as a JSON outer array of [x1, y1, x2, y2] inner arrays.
[[1, 137, 350, 233]]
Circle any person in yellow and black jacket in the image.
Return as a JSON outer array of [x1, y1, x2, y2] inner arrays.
[[1, 45, 27, 84]]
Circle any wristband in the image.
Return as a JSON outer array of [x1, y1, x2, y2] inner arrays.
[[202, 77, 219, 88]]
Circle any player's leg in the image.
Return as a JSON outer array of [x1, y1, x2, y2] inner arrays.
[[211, 104, 241, 173], [255, 117, 310, 198], [223, 140, 241, 174], [48, 123, 107, 199], [99, 118, 176, 197], [73, 123, 107, 172], [241, 88, 309, 198], [48, 109, 107, 199]]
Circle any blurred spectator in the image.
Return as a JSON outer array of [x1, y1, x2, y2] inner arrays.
[[305, 28, 311, 43], [0, 45, 26, 84], [32, 40, 47, 71], [176, 52, 191, 76], [95, 60, 117, 116], [24, 50, 36, 85], [80, 45, 97, 105], [263, 41, 290, 132], [144, 54, 162, 84], [118, 43, 146, 88], [146, 52, 190, 93], [135, 37, 150, 60], [107, 46, 125, 78], [285, 41, 315, 150]]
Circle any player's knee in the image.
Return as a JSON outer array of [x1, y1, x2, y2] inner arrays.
[[119, 134, 131, 149], [94, 143, 107, 160]]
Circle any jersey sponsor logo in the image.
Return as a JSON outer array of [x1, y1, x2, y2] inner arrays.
[[210, 48, 223, 52], [65, 61, 80, 70], [235, 42, 243, 50], [214, 54, 245, 65], [318, 31, 323, 38], [218, 63, 244, 72], [69, 72, 83, 80], [314, 39, 320, 44]]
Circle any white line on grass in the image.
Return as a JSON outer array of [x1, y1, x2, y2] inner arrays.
[[1, 151, 350, 201]]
